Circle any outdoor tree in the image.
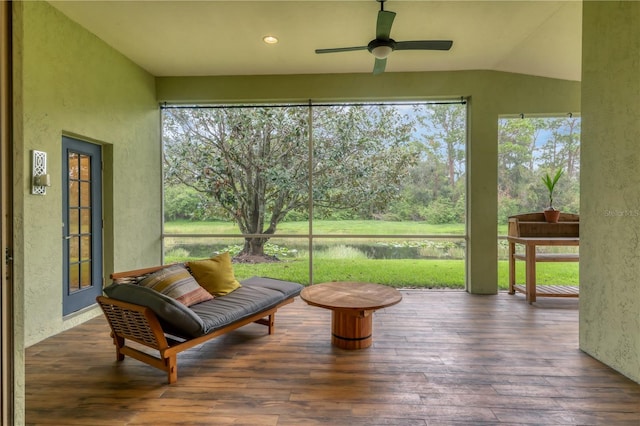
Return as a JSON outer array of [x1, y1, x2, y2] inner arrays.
[[497, 116, 582, 221], [163, 105, 417, 259], [394, 103, 466, 223], [415, 103, 466, 188], [545, 117, 581, 178], [498, 118, 539, 204]]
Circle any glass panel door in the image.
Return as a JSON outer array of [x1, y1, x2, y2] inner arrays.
[[62, 137, 102, 315]]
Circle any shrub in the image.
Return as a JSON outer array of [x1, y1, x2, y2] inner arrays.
[[164, 185, 214, 221], [498, 196, 521, 224], [424, 199, 459, 224]]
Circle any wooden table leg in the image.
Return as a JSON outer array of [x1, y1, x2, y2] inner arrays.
[[508, 241, 516, 295], [525, 243, 537, 304], [331, 310, 373, 349]]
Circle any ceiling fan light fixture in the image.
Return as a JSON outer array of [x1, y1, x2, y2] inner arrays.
[[367, 39, 395, 59], [263, 35, 279, 44], [371, 45, 393, 59]]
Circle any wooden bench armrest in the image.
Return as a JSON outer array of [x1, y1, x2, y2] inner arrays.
[[97, 296, 169, 351]]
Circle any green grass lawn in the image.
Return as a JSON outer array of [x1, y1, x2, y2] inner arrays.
[[164, 219, 470, 235], [230, 258, 578, 289]]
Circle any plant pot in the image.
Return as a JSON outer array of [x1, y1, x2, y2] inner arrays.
[[544, 209, 561, 223]]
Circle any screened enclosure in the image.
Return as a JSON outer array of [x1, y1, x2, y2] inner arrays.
[[162, 101, 468, 287]]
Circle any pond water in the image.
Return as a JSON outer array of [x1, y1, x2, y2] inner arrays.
[[166, 240, 466, 260]]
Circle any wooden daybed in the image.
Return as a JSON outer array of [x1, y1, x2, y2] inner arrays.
[[97, 263, 303, 384]]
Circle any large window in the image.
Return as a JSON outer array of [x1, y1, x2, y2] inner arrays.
[[162, 101, 467, 287], [497, 115, 581, 289]]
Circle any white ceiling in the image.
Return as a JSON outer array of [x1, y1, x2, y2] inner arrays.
[[49, 0, 583, 80]]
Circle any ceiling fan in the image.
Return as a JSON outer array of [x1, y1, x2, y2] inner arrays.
[[315, 0, 453, 75]]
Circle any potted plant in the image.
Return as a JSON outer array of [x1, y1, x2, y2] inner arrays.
[[542, 168, 563, 223]]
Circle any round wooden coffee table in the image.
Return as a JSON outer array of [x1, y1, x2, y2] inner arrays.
[[300, 282, 402, 349]]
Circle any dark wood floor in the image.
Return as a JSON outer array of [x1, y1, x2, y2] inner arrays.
[[26, 290, 640, 425]]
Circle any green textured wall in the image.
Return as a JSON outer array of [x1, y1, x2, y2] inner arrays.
[[157, 71, 581, 295], [12, 2, 160, 422], [580, 1, 640, 383], [15, 0, 160, 345]]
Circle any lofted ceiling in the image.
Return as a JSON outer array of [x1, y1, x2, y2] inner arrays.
[[49, 0, 583, 81]]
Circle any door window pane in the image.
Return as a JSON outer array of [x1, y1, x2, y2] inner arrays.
[[68, 263, 80, 293], [79, 154, 90, 180], [80, 209, 90, 233], [80, 182, 91, 206], [80, 262, 92, 289], [81, 236, 91, 261], [69, 209, 79, 234], [68, 153, 79, 179], [68, 181, 79, 207]]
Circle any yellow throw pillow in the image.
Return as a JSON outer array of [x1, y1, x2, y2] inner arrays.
[[187, 252, 241, 296]]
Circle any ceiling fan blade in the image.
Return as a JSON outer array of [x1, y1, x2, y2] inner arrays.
[[376, 10, 396, 40], [315, 46, 368, 54], [373, 58, 387, 75], [394, 40, 453, 51]]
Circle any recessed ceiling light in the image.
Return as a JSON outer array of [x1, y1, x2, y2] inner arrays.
[[263, 35, 279, 44]]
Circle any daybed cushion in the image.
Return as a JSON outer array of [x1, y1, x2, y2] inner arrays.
[[103, 283, 206, 338], [188, 253, 242, 296], [138, 264, 213, 307], [189, 285, 285, 333], [241, 276, 304, 299]]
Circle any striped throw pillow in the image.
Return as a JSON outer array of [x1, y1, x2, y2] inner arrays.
[[138, 264, 213, 307]]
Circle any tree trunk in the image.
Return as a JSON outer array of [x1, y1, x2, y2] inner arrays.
[[242, 237, 268, 256]]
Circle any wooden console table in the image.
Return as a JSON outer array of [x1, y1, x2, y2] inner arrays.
[[507, 212, 579, 304]]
